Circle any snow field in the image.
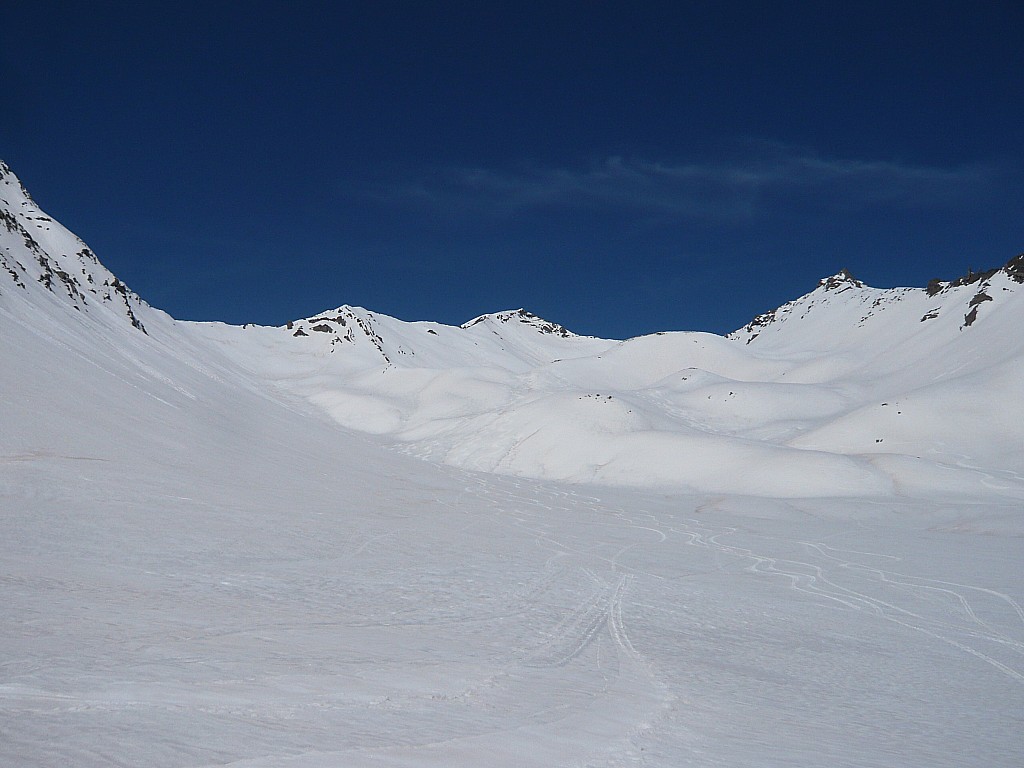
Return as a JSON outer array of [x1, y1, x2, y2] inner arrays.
[[2, 161, 1023, 765]]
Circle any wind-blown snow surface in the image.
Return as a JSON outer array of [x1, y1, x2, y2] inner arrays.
[[2, 160, 1023, 766]]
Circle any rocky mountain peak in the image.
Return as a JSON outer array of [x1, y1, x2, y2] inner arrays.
[[462, 308, 577, 338], [0, 159, 150, 332], [818, 268, 864, 291]]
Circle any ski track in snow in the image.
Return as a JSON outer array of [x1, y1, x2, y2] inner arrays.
[[6, 459, 1023, 766], [3, 485, 1022, 760]]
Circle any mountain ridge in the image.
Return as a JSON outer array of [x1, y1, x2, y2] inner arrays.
[[0, 160, 152, 333], [4, 164, 1022, 768], [3, 158, 1022, 496], [3, 158, 1020, 351], [729, 254, 1024, 346]]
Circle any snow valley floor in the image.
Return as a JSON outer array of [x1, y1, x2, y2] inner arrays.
[[2, 160, 1023, 766]]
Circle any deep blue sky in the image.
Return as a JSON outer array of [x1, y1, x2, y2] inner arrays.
[[3, 1, 1022, 338]]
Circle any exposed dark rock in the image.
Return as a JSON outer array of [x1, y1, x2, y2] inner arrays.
[[108, 277, 146, 333], [1, 252, 26, 290], [819, 269, 863, 291], [1004, 253, 1024, 283], [948, 266, 999, 291], [969, 291, 993, 308], [0, 208, 21, 234], [926, 254, 1023, 294], [463, 309, 576, 337], [736, 308, 776, 342]]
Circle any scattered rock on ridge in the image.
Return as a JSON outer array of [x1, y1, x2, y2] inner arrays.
[[732, 253, 1024, 344], [462, 308, 577, 337], [819, 268, 863, 291], [0, 159, 149, 332]]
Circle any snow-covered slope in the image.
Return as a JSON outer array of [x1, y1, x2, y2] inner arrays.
[[0, 159, 154, 334], [728, 259, 1024, 486], [4, 154, 1022, 497], [180, 257, 1024, 498], [730, 260, 1024, 374], [3, 160, 1023, 767]]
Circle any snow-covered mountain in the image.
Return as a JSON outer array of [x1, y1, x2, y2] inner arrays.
[[3, 159, 1023, 498], [731, 258, 1024, 352], [3, 161, 1023, 767], [194, 262, 1024, 498], [0, 159, 152, 333]]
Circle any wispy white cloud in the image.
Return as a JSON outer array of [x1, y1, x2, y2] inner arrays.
[[358, 150, 999, 222]]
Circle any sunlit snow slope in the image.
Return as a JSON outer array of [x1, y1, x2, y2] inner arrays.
[[3, 160, 1023, 768], [7, 156, 1019, 499], [194, 259, 1024, 499]]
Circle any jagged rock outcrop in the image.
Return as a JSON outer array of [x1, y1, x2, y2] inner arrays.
[[0, 160, 150, 332]]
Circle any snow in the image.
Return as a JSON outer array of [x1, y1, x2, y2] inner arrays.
[[2, 161, 1023, 766], [187, 271, 1024, 497]]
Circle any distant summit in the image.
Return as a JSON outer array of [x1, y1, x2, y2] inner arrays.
[[461, 308, 578, 338], [730, 254, 1024, 345], [818, 268, 864, 291]]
